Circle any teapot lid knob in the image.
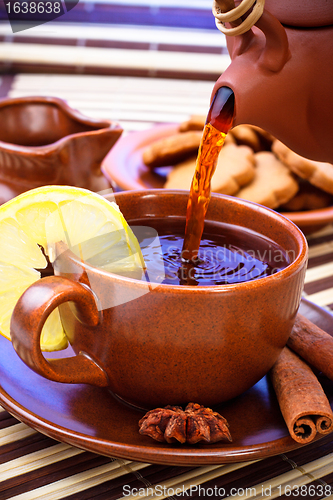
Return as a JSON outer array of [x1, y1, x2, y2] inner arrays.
[[213, 0, 265, 36]]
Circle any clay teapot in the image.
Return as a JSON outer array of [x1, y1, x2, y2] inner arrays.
[[212, 0, 333, 163], [0, 96, 123, 204]]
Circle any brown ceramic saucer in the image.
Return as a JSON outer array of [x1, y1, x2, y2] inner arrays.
[[102, 125, 333, 235], [0, 298, 332, 466]]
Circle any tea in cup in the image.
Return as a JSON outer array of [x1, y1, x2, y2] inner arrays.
[[11, 190, 307, 409]]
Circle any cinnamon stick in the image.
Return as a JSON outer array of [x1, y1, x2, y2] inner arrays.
[[287, 314, 333, 380], [270, 347, 333, 443]]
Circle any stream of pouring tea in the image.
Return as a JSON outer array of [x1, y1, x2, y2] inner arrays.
[[182, 86, 235, 265]]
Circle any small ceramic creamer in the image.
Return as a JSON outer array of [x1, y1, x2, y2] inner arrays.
[[0, 96, 122, 204]]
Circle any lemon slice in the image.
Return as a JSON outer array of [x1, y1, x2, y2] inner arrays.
[[0, 186, 145, 351]]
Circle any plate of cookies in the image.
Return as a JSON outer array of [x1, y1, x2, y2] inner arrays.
[[103, 117, 333, 234]]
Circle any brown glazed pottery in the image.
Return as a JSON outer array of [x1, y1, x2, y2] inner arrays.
[[0, 96, 123, 204], [213, 3, 333, 163], [1, 299, 332, 465], [10, 190, 308, 410]]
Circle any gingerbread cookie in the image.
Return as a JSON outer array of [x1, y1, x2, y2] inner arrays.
[[164, 156, 195, 190], [165, 143, 255, 195], [142, 131, 202, 169], [229, 125, 262, 152], [236, 151, 299, 209], [272, 140, 333, 195], [179, 116, 236, 145], [280, 180, 333, 211], [223, 132, 237, 146]]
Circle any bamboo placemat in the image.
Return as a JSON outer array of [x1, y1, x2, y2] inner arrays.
[[0, 72, 333, 499], [1, 415, 333, 499]]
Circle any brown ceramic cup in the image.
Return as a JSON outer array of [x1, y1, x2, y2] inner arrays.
[[0, 96, 122, 204], [10, 190, 308, 409]]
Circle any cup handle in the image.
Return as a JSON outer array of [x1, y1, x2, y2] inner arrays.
[[10, 276, 109, 387]]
